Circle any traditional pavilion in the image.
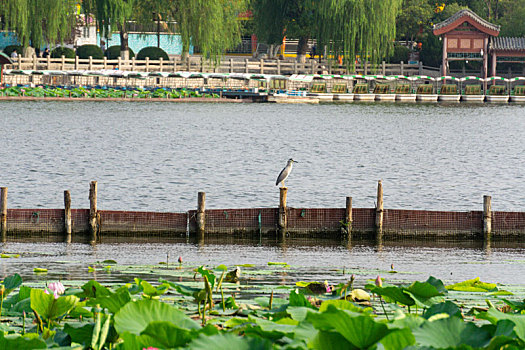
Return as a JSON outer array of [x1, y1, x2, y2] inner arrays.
[[433, 9, 525, 78]]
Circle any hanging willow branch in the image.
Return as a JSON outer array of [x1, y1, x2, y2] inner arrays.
[[315, 0, 402, 69], [0, 0, 78, 48]]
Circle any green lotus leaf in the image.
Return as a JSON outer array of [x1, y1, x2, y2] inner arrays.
[[476, 308, 525, 342], [367, 285, 415, 306], [63, 323, 94, 346], [139, 321, 194, 348], [413, 316, 491, 348], [309, 330, 354, 350], [307, 305, 391, 348], [379, 328, 416, 350], [446, 277, 498, 292], [114, 299, 200, 335], [319, 299, 373, 314], [30, 289, 79, 322], [1, 273, 22, 296], [187, 332, 273, 350], [80, 280, 112, 298], [0, 333, 47, 349], [422, 301, 462, 319]]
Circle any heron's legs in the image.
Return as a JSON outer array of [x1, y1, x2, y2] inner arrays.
[[281, 180, 285, 188]]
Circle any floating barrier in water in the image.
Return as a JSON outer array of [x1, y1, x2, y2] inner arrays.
[[0, 183, 523, 244]]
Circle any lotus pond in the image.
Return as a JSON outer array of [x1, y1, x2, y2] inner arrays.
[[0, 86, 220, 99], [2, 239, 525, 349]]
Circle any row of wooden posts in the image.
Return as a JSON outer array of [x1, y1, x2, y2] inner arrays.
[[0, 180, 494, 241]]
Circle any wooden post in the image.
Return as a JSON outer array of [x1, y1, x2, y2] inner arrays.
[[186, 57, 191, 71], [244, 58, 249, 73], [61, 55, 66, 70], [1, 187, 7, 238], [277, 60, 281, 75], [64, 190, 72, 243], [197, 192, 206, 233], [483, 195, 492, 239], [145, 57, 150, 72], [172, 56, 177, 72], [345, 196, 353, 237], [89, 181, 98, 242], [88, 56, 93, 70], [46, 56, 50, 70], [75, 55, 79, 70], [400, 61, 404, 76], [103, 57, 107, 69], [160, 57, 164, 72], [278, 187, 287, 232], [382, 61, 386, 75], [375, 180, 383, 236], [313, 60, 318, 74], [229, 59, 234, 73], [260, 58, 264, 74], [33, 56, 37, 70], [293, 61, 298, 74]]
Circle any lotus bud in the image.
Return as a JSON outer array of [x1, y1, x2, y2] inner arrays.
[[46, 281, 65, 299], [324, 281, 332, 293], [178, 256, 183, 264], [375, 276, 382, 287], [391, 264, 394, 270]]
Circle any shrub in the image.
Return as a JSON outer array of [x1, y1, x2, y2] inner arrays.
[[389, 45, 410, 64], [76, 44, 104, 59], [2, 45, 23, 57], [136, 46, 169, 60], [107, 45, 135, 59], [51, 47, 76, 59]]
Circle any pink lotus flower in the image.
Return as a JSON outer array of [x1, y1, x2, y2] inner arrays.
[[45, 281, 65, 299], [375, 276, 382, 287], [143, 347, 159, 350]]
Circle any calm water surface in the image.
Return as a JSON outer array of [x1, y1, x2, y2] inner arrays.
[[1, 101, 524, 211], [1, 239, 525, 287], [1, 101, 524, 286]]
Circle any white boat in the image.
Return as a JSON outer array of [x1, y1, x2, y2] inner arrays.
[[354, 93, 376, 102], [332, 93, 354, 102], [268, 94, 319, 104], [510, 95, 525, 103], [485, 95, 509, 103], [461, 95, 485, 102], [395, 94, 417, 102], [307, 92, 334, 101], [416, 94, 438, 102], [375, 94, 396, 102], [438, 95, 461, 102]]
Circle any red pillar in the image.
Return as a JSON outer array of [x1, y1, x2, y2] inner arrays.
[[491, 53, 497, 77], [442, 36, 448, 76], [483, 37, 488, 80]]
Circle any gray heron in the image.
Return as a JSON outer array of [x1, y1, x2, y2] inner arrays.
[[275, 158, 298, 188]]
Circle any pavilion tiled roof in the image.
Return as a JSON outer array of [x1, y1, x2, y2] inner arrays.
[[433, 9, 500, 33], [491, 37, 525, 51]]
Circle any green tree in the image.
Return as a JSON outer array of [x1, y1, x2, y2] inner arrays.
[[315, 0, 403, 68], [396, 0, 434, 44], [252, 0, 316, 61], [0, 0, 78, 48], [82, 0, 134, 59], [498, 0, 525, 37], [133, 0, 246, 62]]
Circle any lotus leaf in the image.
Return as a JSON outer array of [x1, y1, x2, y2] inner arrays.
[[0, 333, 47, 349], [114, 299, 200, 335], [30, 289, 79, 323], [187, 332, 273, 350], [413, 315, 492, 348], [307, 305, 392, 348], [446, 277, 498, 292]]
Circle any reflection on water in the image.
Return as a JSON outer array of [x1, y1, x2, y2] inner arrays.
[[2, 238, 525, 287]]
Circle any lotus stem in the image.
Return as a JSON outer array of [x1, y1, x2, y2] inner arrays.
[[379, 296, 390, 321], [216, 271, 226, 292], [22, 311, 26, 335], [269, 290, 274, 309]]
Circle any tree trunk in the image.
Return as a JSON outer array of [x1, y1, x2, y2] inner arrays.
[[296, 36, 309, 63], [118, 22, 129, 60]]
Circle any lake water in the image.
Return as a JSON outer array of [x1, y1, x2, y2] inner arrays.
[[1, 101, 524, 212], [1, 101, 524, 286]]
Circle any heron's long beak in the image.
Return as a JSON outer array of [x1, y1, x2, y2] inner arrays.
[[293, 160, 299, 163]]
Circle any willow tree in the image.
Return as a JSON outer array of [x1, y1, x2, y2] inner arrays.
[[252, 0, 316, 61], [0, 0, 77, 49], [166, 0, 247, 62], [82, 0, 134, 59], [315, 0, 402, 69]]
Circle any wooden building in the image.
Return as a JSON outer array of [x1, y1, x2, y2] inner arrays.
[[433, 9, 525, 78]]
